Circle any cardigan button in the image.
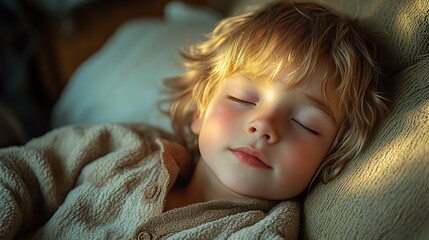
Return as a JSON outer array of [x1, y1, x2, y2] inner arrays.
[[137, 231, 153, 240], [144, 184, 158, 199]]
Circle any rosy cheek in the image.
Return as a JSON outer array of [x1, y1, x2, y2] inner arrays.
[[284, 144, 323, 178], [201, 104, 239, 143], [210, 103, 240, 127]]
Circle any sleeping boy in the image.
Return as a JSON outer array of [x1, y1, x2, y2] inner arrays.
[[0, 1, 387, 239]]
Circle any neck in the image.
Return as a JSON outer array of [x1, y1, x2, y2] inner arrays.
[[165, 158, 251, 211]]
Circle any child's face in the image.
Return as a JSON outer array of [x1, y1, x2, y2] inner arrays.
[[191, 61, 342, 200]]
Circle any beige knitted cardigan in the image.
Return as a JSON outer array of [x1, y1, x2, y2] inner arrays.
[[0, 124, 300, 239]]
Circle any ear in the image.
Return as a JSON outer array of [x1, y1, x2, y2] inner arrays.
[[190, 107, 203, 135]]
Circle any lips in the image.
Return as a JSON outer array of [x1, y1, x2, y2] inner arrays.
[[230, 147, 271, 169]]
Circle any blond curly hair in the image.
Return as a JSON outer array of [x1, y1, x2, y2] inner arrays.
[[164, 1, 387, 183]]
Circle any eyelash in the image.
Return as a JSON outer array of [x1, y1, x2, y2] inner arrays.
[[292, 119, 320, 136], [228, 96, 320, 136], [227, 96, 256, 106]]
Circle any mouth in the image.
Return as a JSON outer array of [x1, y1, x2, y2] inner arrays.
[[230, 147, 271, 169]]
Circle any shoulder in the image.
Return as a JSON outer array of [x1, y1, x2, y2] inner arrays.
[[25, 123, 185, 154], [33, 123, 177, 142]]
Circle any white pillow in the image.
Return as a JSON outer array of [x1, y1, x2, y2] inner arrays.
[[50, 2, 221, 132]]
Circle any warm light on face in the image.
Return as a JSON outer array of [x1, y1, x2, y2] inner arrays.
[[264, 87, 276, 102]]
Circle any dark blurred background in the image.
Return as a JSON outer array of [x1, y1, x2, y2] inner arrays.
[[0, 0, 227, 147]]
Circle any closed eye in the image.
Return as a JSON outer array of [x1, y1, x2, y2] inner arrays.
[[292, 119, 320, 136], [227, 96, 256, 106]]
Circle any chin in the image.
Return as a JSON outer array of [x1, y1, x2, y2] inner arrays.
[[223, 179, 301, 201], [221, 178, 272, 199]]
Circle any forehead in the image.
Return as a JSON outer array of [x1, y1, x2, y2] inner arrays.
[[228, 57, 330, 90]]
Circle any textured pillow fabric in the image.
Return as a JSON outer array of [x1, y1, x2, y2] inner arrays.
[[303, 57, 429, 239], [50, 2, 221, 131]]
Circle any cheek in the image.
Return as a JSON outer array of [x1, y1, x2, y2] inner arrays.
[[206, 104, 241, 132], [199, 104, 241, 149], [278, 142, 327, 189], [287, 146, 320, 173]]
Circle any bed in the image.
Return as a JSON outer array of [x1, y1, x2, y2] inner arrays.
[[35, 0, 429, 238]]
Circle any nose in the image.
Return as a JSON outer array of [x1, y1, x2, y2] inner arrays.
[[247, 118, 278, 144]]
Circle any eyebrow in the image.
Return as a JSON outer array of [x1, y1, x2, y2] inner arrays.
[[304, 94, 338, 126]]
